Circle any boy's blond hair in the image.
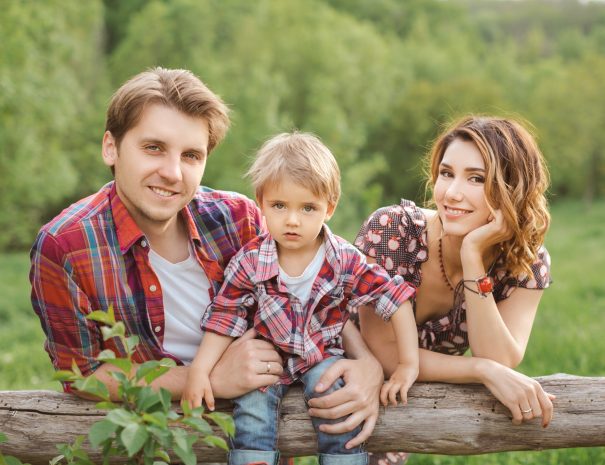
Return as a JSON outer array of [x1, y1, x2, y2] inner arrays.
[[247, 132, 341, 207]]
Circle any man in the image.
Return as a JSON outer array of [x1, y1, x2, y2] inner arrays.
[[30, 68, 382, 449]]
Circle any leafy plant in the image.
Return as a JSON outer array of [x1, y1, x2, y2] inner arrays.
[[50, 306, 234, 465]]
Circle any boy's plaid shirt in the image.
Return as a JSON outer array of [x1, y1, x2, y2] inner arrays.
[[202, 225, 416, 385], [30, 181, 262, 387]]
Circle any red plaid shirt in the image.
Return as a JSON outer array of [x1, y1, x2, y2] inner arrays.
[[202, 225, 415, 385], [30, 182, 262, 388]]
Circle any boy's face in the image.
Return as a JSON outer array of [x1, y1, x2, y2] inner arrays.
[[259, 177, 335, 256], [102, 104, 209, 236]]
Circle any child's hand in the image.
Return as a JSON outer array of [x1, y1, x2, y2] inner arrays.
[[182, 371, 215, 411], [380, 363, 418, 407]]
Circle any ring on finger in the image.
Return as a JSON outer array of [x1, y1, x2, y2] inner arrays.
[[521, 407, 533, 414], [266, 362, 271, 373]]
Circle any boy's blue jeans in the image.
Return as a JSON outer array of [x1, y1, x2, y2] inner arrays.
[[228, 356, 368, 465]]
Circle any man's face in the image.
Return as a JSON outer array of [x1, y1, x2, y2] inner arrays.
[[102, 104, 209, 235]]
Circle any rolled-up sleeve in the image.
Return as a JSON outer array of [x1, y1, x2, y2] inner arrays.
[[202, 248, 257, 337]]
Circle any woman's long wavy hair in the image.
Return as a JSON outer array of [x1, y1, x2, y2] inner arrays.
[[426, 115, 550, 277]]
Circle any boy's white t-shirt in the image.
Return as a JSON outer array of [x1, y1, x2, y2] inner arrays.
[[279, 243, 326, 307], [148, 246, 211, 365]]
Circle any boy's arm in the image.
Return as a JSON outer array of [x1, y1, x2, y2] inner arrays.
[[379, 301, 419, 406], [183, 332, 234, 410]]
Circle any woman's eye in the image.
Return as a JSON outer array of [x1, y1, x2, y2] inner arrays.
[[439, 170, 452, 178], [470, 175, 485, 183]]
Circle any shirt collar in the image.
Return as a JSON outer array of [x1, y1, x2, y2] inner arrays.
[[254, 224, 341, 282], [110, 182, 202, 255]]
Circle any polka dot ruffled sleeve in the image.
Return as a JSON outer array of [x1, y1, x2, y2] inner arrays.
[[354, 199, 428, 286]]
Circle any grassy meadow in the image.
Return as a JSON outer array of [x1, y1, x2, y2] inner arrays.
[[0, 200, 603, 463]]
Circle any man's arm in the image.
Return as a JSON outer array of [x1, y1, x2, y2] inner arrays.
[[307, 320, 383, 449]]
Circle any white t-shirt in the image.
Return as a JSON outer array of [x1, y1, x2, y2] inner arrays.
[[148, 246, 211, 365], [279, 244, 326, 307]]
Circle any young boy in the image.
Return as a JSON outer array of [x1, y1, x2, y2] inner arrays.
[[183, 132, 419, 465]]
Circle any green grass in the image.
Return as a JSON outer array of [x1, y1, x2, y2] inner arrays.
[[0, 200, 603, 463]]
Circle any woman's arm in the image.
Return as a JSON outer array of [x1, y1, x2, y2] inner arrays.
[[360, 308, 554, 427], [460, 209, 544, 367]]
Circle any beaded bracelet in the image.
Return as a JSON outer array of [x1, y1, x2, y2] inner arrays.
[[462, 275, 494, 298]]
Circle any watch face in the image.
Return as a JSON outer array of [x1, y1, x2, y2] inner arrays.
[[478, 276, 494, 294]]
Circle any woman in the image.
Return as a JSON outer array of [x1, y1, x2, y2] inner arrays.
[[354, 115, 554, 464]]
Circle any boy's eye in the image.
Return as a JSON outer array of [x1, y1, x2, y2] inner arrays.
[[272, 202, 285, 210], [303, 205, 316, 213]]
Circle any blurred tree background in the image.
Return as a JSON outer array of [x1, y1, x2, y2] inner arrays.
[[1, 0, 605, 248]]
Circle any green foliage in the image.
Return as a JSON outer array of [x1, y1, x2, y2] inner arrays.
[[49, 307, 233, 465]]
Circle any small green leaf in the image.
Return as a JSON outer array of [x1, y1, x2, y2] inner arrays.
[[158, 388, 172, 411], [142, 411, 167, 427], [206, 411, 235, 437], [154, 449, 170, 462], [143, 366, 169, 385], [125, 335, 140, 353], [95, 401, 119, 410], [147, 426, 172, 447], [70, 360, 83, 377], [89, 419, 118, 448], [52, 370, 79, 382], [96, 349, 116, 360], [0, 432, 7, 442], [135, 387, 162, 411], [4, 456, 28, 465], [191, 406, 205, 417], [181, 417, 212, 435], [73, 376, 110, 401], [153, 462, 169, 465], [135, 360, 162, 381], [104, 358, 132, 374], [49, 454, 64, 465], [107, 408, 139, 427], [101, 323, 125, 341], [181, 398, 192, 416], [120, 424, 149, 457], [87, 310, 115, 326], [109, 370, 129, 385], [203, 435, 229, 451]]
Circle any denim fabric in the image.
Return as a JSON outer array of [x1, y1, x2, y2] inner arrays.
[[229, 356, 368, 465]]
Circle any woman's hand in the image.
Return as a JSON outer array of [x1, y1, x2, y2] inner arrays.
[[461, 209, 512, 258], [307, 355, 383, 449], [478, 358, 555, 427]]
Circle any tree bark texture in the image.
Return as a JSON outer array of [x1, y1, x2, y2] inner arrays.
[[0, 375, 603, 463]]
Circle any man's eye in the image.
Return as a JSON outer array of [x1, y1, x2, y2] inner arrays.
[[146, 145, 161, 152], [184, 152, 201, 160]]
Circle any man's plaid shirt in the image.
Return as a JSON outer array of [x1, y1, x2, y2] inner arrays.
[[30, 181, 262, 388], [202, 225, 416, 385]]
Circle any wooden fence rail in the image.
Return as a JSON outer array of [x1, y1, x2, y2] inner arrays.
[[1, 374, 604, 463]]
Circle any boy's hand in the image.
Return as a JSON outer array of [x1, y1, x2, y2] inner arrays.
[[380, 363, 418, 407], [182, 371, 215, 411]]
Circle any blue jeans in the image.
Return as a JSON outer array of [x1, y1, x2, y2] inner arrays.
[[228, 356, 368, 465]]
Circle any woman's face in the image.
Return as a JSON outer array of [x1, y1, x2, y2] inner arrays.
[[433, 138, 492, 237]]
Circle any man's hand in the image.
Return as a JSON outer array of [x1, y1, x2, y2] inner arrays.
[[209, 328, 284, 399], [307, 355, 383, 449]]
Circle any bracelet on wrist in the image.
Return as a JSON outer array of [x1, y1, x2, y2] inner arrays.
[[462, 275, 494, 298]]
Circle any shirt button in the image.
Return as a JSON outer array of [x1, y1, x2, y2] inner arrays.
[[154, 326, 161, 333], [149, 284, 157, 292], [141, 240, 148, 247]]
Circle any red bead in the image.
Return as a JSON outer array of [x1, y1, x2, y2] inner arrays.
[[478, 276, 493, 294]]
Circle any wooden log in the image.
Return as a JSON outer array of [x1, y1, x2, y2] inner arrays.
[[0, 374, 603, 464]]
